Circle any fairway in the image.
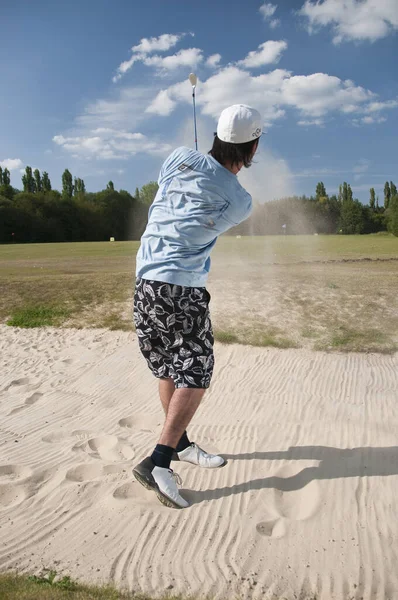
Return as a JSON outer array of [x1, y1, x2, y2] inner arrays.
[[1, 235, 397, 352]]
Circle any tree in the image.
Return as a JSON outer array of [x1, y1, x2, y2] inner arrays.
[[42, 171, 51, 192], [62, 169, 74, 199], [22, 166, 35, 193], [107, 181, 114, 191], [387, 194, 398, 237], [369, 187, 376, 211], [390, 181, 397, 198], [0, 167, 14, 200], [340, 198, 365, 234], [3, 168, 10, 186], [139, 181, 159, 205], [315, 182, 327, 200], [73, 177, 85, 196], [384, 181, 391, 209], [34, 169, 42, 193], [135, 187, 140, 201]]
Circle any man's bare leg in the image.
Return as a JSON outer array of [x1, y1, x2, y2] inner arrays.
[[159, 387, 205, 449], [159, 378, 175, 415]]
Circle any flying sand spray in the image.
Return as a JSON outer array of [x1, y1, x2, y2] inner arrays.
[[189, 73, 198, 151]]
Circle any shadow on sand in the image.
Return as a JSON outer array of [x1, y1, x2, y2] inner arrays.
[[183, 446, 398, 505]]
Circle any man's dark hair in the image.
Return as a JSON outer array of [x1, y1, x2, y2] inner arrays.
[[209, 135, 259, 169]]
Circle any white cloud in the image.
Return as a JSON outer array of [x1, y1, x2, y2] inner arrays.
[[113, 55, 142, 82], [299, 0, 398, 43], [293, 167, 343, 178], [353, 158, 370, 174], [260, 3, 281, 28], [146, 89, 177, 116], [352, 115, 387, 126], [260, 3, 277, 19], [351, 183, 384, 193], [297, 118, 325, 126], [53, 36, 398, 169], [53, 129, 172, 161], [270, 18, 281, 29], [281, 73, 374, 116], [132, 33, 184, 54], [293, 160, 376, 183], [364, 99, 398, 113], [206, 53, 222, 68], [148, 66, 380, 128], [143, 48, 203, 72], [0, 158, 23, 171], [238, 40, 287, 68], [113, 33, 193, 81], [353, 158, 370, 180], [77, 86, 154, 130]]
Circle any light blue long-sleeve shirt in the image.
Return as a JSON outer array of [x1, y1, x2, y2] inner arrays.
[[136, 146, 252, 287]]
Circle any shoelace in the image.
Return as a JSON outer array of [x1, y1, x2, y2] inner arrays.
[[192, 443, 210, 461], [170, 470, 183, 486]]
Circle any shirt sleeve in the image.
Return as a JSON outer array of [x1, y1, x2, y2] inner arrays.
[[220, 183, 253, 227]]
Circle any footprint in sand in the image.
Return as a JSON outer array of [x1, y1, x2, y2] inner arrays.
[[0, 467, 57, 510], [66, 463, 126, 483], [3, 377, 31, 392], [42, 429, 95, 444], [0, 464, 33, 481], [9, 392, 44, 415], [256, 465, 321, 539], [118, 414, 160, 433], [0, 484, 28, 510], [73, 435, 135, 462]]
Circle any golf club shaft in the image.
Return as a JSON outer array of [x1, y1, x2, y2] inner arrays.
[[192, 89, 198, 151]]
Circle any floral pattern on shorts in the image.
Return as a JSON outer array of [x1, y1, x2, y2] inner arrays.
[[134, 278, 214, 388]]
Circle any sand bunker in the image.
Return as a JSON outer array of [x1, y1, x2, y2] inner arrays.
[[0, 325, 398, 599]]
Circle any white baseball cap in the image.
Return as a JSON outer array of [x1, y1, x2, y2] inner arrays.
[[217, 104, 263, 144]]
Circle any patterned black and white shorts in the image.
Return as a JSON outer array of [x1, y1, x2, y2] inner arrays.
[[134, 278, 214, 389]]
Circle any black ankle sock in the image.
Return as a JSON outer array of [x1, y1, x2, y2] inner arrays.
[[175, 431, 191, 453], [151, 444, 175, 469]]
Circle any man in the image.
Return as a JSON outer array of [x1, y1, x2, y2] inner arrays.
[[133, 104, 262, 508]]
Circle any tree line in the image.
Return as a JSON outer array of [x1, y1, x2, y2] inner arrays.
[[0, 166, 397, 243], [230, 180, 398, 237], [0, 167, 158, 244]]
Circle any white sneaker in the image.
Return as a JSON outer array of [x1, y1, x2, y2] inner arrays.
[[177, 443, 225, 468], [133, 457, 189, 509]]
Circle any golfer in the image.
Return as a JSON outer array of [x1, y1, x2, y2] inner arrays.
[[133, 104, 262, 508]]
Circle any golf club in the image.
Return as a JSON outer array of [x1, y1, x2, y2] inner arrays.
[[189, 73, 198, 151]]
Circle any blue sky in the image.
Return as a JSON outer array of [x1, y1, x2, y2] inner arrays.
[[1, 0, 397, 203]]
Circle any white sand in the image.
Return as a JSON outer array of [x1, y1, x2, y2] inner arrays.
[[1, 325, 398, 600]]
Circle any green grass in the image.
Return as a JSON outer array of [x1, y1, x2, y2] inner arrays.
[[7, 305, 71, 328], [214, 330, 240, 344], [0, 572, 185, 600], [329, 326, 390, 353], [214, 328, 297, 349], [0, 235, 397, 353]]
